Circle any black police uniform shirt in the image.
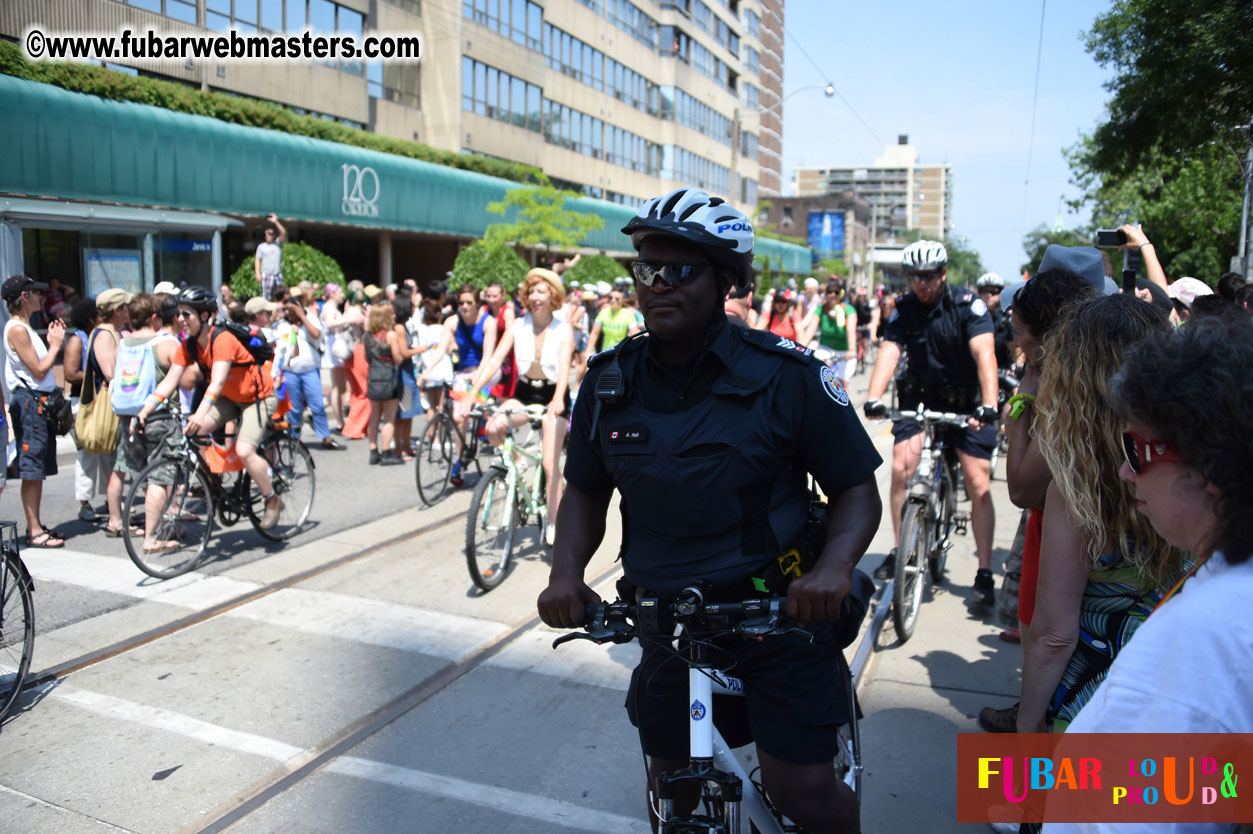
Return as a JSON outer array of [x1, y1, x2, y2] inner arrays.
[[883, 283, 994, 406], [564, 318, 882, 593], [990, 305, 1015, 369]]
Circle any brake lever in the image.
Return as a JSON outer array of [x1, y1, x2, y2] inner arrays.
[[551, 628, 634, 649]]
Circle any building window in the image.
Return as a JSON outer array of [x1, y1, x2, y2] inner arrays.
[[745, 8, 759, 38], [372, 62, 421, 109], [464, 0, 543, 50], [743, 45, 758, 75], [462, 57, 542, 131], [383, 0, 422, 12], [741, 81, 758, 110]]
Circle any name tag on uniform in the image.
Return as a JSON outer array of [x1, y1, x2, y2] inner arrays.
[[609, 427, 649, 443]]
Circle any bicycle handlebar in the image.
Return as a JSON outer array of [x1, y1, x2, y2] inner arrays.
[[887, 408, 974, 428], [552, 589, 796, 650]]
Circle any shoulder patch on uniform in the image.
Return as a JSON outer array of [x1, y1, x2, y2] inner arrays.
[[738, 326, 813, 362], [888, 308, 900, 323], [819, 365, 850, 406], [971, 298, 988, 316]]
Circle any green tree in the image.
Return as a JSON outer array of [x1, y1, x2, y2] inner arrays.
[[817, 258, 849, 277], [229, 241, 344, 298], [1020, 223, 1094, 276], [563, 254, 628, 288], [1066, 137, 1242, 281], [1081, 0, 1252, 177], [486, 184, 605, 263], [944, 234, 985, 288], [449, 239, 530, 293]]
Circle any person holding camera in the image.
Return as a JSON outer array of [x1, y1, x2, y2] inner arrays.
[[3, 276, 67, 547], [863, 241, 1000, 607], [254, 213, 287, 302], [276, 287, 343, 451]]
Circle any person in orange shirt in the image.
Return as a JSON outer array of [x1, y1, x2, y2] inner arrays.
[[136, 286, 282, 528]]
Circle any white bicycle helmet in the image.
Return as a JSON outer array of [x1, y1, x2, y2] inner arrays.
[[976, 272, 1005, 289], [622, 187, 755, 291], [901, 240, 948, 271]]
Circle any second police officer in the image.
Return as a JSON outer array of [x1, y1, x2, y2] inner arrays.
[[863, 241, 1000, 607], [537, 187, 882, 834]]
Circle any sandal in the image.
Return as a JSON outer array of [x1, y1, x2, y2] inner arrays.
[[142, 540, 180, 554], [105, 525, 143, 538], [27, 530, 65, 548]]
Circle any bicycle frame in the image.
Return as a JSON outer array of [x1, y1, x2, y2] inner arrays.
[[478, 413, 547, 534]]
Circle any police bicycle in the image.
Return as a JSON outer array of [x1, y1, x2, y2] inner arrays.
[[988, 368, 1020, 481], [121, 406, 316, 579], [554, 584, 865, 833], [415, 381, 493, 505], [0, 522, 34, 721], [887, 406, 972, 642], [465, 402, 557, 592]]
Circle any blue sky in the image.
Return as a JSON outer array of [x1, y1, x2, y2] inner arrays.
[[780, 0, 1116, 278]]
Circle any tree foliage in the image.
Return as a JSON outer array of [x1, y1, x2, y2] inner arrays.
[[1020, 224, 1095, 276], [1066, 138, 1242, 281], [229, 241, 344, 298], [485, 185, 605, 255], [563, 254, 628, 288], [944, 234, 985, 288], [449, 240, 530, 293], [1082, 0, 1253, 177]]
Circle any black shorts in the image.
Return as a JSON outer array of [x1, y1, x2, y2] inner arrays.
[[891, 418, 997, 460], [514, 377, 569, 416], [626, 620, 850, 765]]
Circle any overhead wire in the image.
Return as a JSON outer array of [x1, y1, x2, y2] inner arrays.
[[1022, 0, 1048, 226], [781, 23, 884, 148]]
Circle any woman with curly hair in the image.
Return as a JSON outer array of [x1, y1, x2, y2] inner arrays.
[[1017, 293, 1188, 734], [1051, 316, 1253, 742]]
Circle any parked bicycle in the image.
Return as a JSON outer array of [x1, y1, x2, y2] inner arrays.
[[122, 408, 316, 579], [554, 584, 865, 833], [887, 406, 971, 642], [465, 402, 552, 592], [0, 521, 33, 722], [415, 381, 489, 505]]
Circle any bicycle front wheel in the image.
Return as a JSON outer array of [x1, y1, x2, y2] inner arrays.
[[0, 552, 34, 721], [124, 456, 215, 579], [893, 501, 929, 642], [247, 436, 316, 541], [466, 467, 516, 592], [416, 415, 455, 505]]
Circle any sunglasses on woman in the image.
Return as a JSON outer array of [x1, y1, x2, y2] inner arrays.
[[629, 261, 710, 288], [1121, 430, 1185, 474]]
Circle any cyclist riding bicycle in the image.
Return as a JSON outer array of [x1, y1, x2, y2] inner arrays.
[[537, 186, 882, 834], [864, 240, 1000, 607], [136, 285, 283, 529], [975, 272, 1016, 372]]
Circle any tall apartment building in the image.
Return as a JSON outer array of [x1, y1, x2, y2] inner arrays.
[[793, 135, 952, 243], [0, 0, 781, 210]]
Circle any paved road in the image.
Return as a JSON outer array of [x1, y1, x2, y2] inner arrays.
[[1, 373, 1023, 832]]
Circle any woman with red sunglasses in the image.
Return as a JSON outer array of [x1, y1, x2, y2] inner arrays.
[[1017, 293, 1191, 737]]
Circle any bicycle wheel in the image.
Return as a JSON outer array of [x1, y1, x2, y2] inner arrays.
[[466, 467, 516, 592], [416, 415, 455, 505], [0, 552, 34, 721], [246, 435, 315, 541], [124, 456, 215, 579], [930, 466, 955, 583], [893, 501, 929, 642]]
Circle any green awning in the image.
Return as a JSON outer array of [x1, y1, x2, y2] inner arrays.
[[0, 75, 810, 272]]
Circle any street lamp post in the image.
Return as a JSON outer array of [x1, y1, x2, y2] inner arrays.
[[731, 82, 835, 207]]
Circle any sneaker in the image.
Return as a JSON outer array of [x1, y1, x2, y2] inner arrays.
[[320, 438, 345, 451], [971, 568, 996, 607], [78, 504, 100, 523], [379, 451, 404, 466], [369, 449, 381, 465], [873, 549, 897, 580], [977, 702, 1019, 734]]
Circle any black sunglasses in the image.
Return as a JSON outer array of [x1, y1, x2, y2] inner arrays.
[[907, 270, 943, 283], [630, 261, 711, 288]]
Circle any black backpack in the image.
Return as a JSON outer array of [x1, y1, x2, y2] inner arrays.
[[189, 322, 274, 368]]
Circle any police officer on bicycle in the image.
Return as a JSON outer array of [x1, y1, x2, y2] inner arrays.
[[975, 272, 1015, 371], [537, 187, 881, 834], [864, 241, 1000, 607]]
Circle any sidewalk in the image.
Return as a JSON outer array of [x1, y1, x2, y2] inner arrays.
[[848, 372, 1024, 833]]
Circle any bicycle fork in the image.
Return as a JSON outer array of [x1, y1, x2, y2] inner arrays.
[[654, 641, 743, 832]]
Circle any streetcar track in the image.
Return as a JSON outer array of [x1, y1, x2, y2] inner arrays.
[[24, 507, 470, 689], [178, 559, 628, 834]]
